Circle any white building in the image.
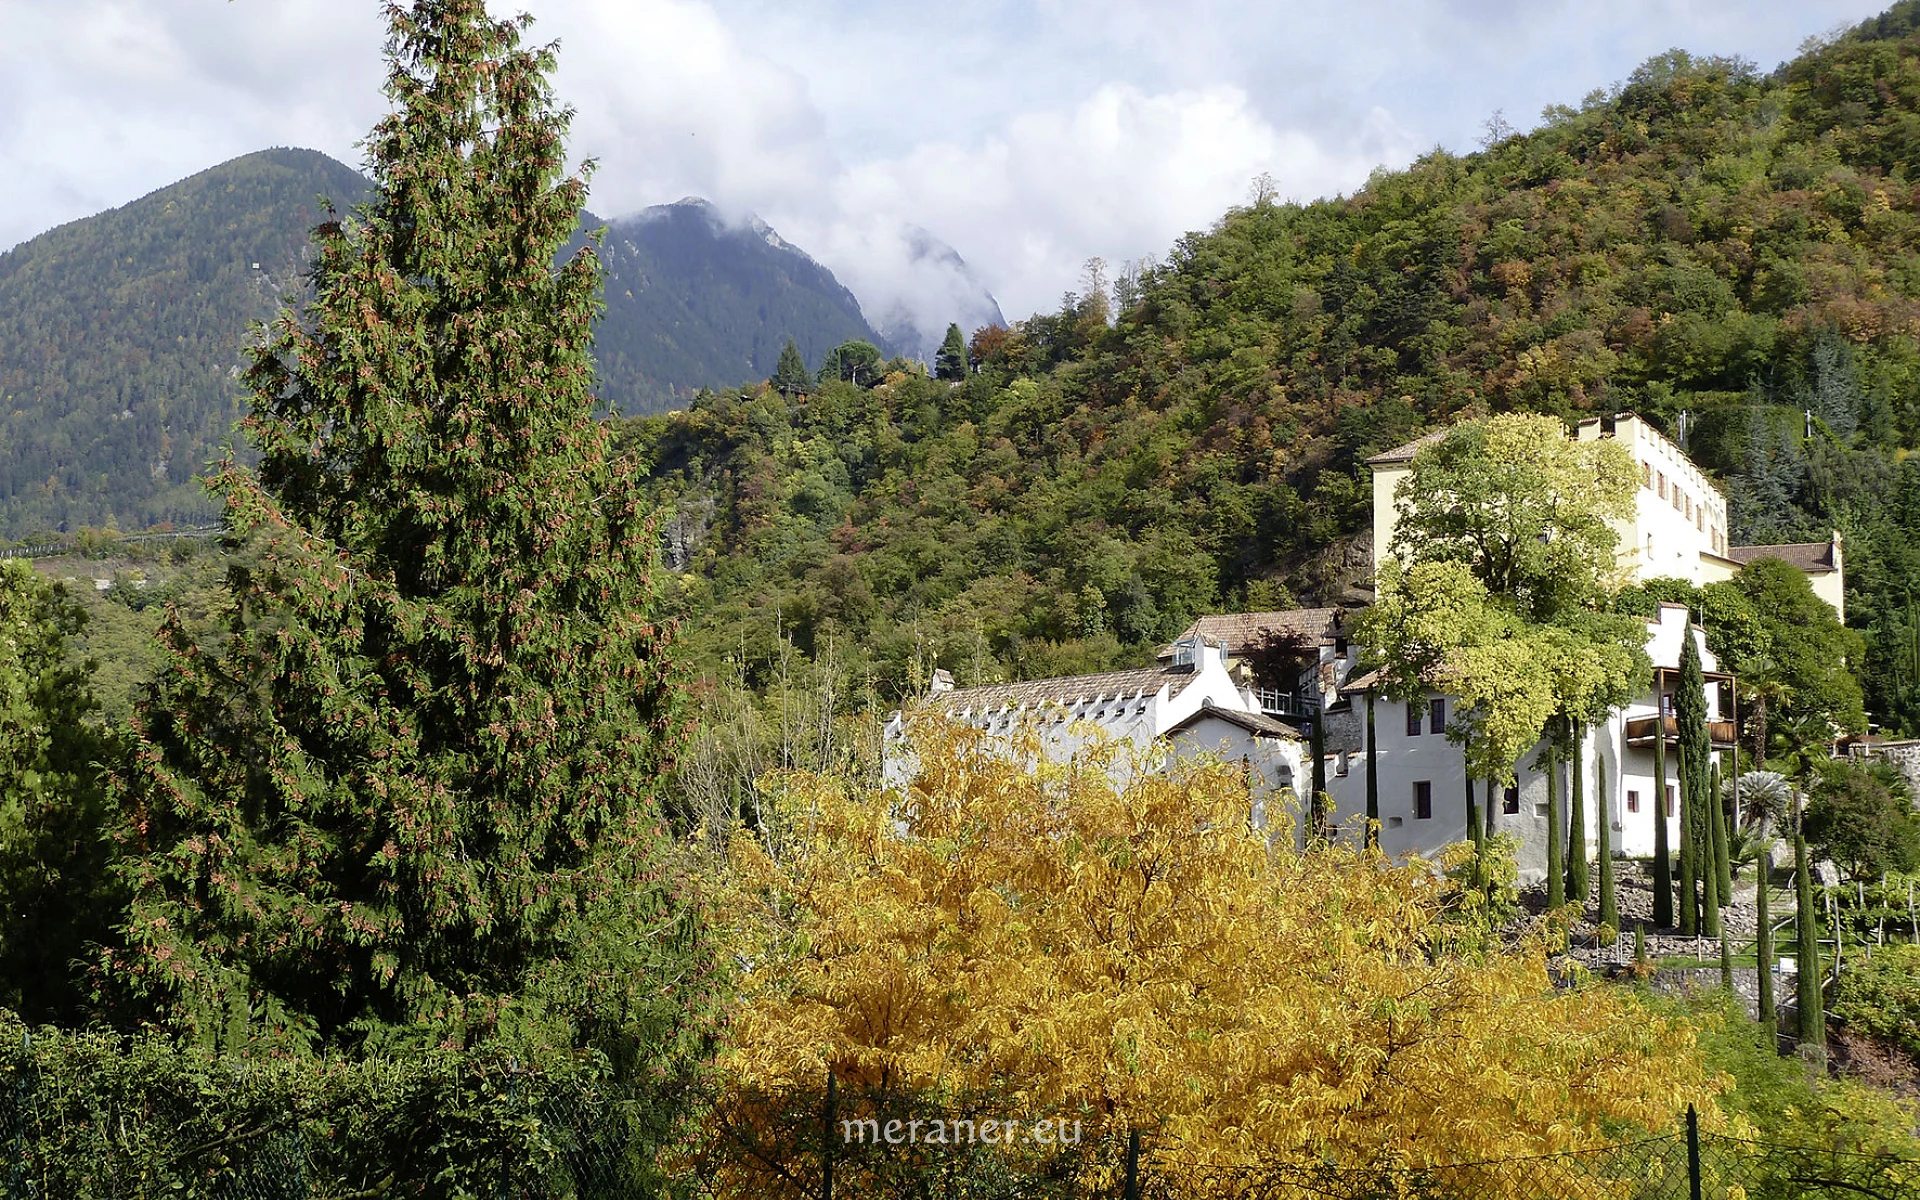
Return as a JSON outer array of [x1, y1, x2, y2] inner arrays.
[[1328, 604, 1733, 881], [1366, 412, 1845, 614], [1348, 411, 1841, 879], [886, 633, 1308, 836]]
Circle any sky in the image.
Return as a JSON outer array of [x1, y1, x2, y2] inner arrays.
[[0, 0, 1883, 351]]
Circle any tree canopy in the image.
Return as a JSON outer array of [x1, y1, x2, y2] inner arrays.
[[106, 0, 717, 1072], [715, 724, 1718, 1191]]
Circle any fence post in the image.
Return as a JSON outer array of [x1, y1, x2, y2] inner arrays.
[[1124, 1129, 1140, 1200], [1686, 1104, 1702, 1200], [821, 1071, 835, 1200]]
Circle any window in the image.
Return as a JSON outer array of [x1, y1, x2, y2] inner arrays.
[[1503, 786, 1520, 814], [1414, 781, 1432, 820], [1627, 789, 1641, 814], [1684, 494, 1692, 520], [1642, 462, 1652, 487], [1657, 471, 1666, 499], [1406, 701, 1423, 737], [1335, 751, 1349, 778], [1428, 696, 1445, 734], [1664, 785, 1676, 817]]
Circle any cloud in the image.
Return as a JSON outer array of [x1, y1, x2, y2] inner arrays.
[[769, 83, 1415, 341]]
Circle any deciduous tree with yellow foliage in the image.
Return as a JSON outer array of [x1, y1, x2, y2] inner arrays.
[[704, 721, 1721, 1195]]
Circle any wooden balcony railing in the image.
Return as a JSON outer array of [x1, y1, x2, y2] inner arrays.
[[1624, 715, 1736, 748]]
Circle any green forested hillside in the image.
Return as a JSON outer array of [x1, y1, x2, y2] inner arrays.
[[0, 148, 369, 536], [580, 199, 886, 413], [631, 7, 1920, 741], [0, 157, 886, 537]]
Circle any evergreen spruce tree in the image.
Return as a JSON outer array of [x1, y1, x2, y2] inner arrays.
[[934, 322, 970, 381], [109, 0, 717, 1072], [1794, 801, 1827, 1066], [1598, 764, 1619, 936], [1546, 742, 1565, 908], [1653, 671, 1674, 927], [1567, 731, 1589, 908], [1756, 849, 1777, 1050], [771, 336, 813, 396]]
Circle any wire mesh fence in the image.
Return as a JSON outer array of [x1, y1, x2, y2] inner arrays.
[[4, 1053, 1918, 1200]]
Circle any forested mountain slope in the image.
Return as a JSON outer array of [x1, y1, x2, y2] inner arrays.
[[0, 148, 368, 536], [0, 155, 888, 537], [576, 198, 885, 415], [632, 5, 1920, 738]]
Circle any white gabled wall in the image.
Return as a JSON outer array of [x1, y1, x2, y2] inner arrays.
[[1327, 605, 1725, 881]]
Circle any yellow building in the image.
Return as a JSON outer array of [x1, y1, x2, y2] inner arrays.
[[1366, 412, 1845, 620]]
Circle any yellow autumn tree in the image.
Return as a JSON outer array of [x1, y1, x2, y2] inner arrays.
[[707, 721, 1722, 1196]]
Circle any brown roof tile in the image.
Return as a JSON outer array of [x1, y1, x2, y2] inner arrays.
[[1363, 429, 1447, 466], [1726, 541, 1838, 573], [1177, 608, 1344, 652], [935, 664, 1194, 714]]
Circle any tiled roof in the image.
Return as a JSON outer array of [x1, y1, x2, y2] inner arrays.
[[1727, 541, 1838, 573], [1177, 608, 1343, 651], [934, 664, 1193, 714], [1363, 429, 1447, 466], [1166, 701, 1303, 741]]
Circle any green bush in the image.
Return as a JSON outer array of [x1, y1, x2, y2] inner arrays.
[[1832, 943, 1920, 1063], [0, 1014, 671, 1199]]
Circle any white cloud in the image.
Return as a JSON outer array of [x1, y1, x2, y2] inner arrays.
[[772, 83, 1415, 339]]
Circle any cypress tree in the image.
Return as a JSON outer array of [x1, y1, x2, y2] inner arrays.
[[772, 336, 813, 395], [109, 0, 715, 1069], [1364, 690, 1380, 850], [1546, 742, 1565, 908], [1756, 849, 1777, 1050], [934, 322, 970, 381], [1598, 760, 1618, 935], [1794, 804, 1827, 1066], [1678, 633, 1716, 937], [1652, 671, 1674, 928], [1485, 776, 1497, 842], [1720, 927, 1734, 991], [1568, 730, 1589, 909], [1464, 746, 1483, 855], [1678, 733, 1699, 936], [1711, 759, 1732, 910]]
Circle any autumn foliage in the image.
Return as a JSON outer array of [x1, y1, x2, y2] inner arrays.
[[709, 722, 1722, 1192]]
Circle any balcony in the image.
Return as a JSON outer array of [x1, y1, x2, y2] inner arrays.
[[1255, 689, 1319, 719], [1624, 715, 1736, 749]]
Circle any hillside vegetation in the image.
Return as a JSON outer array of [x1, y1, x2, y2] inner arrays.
[[0, 154, 887, 538], [631, 7, 1920, 743]]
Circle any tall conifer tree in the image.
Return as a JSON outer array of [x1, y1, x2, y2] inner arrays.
[[1567, 732, 1589, 907], [772, 336, 813, 396], [110, 0, 715, 1068], [935, 322, 970, 381], [1678, 632, 1717, 936], [1794, 803, 1826, 1066], [1597, 761, 1618, 934], [1653, 670, 1674, 927]]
